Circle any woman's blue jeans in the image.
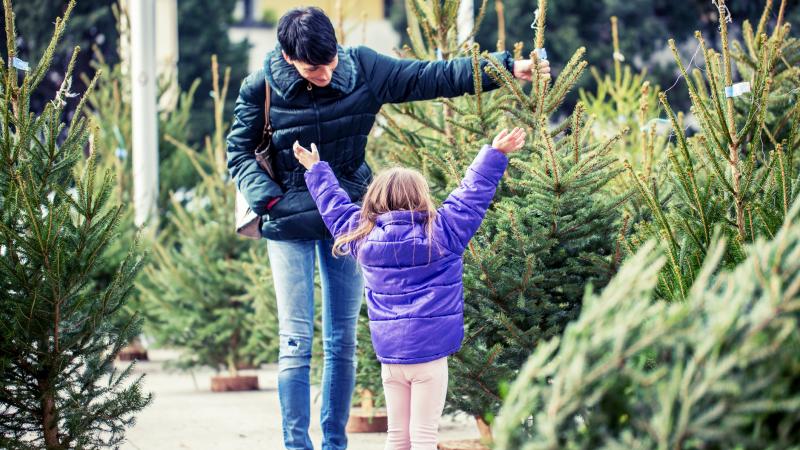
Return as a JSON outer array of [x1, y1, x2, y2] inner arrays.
[[266, 238, 364, 450]]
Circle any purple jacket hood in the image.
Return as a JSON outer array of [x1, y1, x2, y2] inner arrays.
[[304, 146, 508, 364]]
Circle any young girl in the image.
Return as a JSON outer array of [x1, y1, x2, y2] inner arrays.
[[294, 128, 526, 450]]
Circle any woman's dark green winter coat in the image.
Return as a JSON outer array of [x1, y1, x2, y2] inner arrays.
[[226, 44, 514, 241]]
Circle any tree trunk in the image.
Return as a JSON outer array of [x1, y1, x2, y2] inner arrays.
[[475, 415, 492, 444], [360, 388, 374, 415], [495, 0, 506, 51], [227, 327, 240, 377], [39, 378, 61, 449]]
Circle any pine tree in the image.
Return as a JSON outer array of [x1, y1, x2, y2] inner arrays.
[[0, 0, 119, 114], [136, 57, 275, 375], [493, 198, 800, 450], [83, 32, 202, 220], [578, 16, 670, 182], [80, 25, 207, 359], [377, 0, 625, 438], [239, 248, 280, 365], [353, 305, 385, 410], [732, 0, 800, 157], [83, 43, 201, 296], [0, 1, 150, 447], [627, 0, 800, 301], [176, 0, 249, 144]]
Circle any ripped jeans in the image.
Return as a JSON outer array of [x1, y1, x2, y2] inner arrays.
[[266, 239, 364, 450]]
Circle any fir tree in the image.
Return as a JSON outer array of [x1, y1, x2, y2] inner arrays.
[[177, 0, 249, 144], [81, 27, 207, 358], [237, 248, 280, 365], [0, 1, 150, 448], [353, 305, 385, 410], [137, 57, 274, 375], [578, 16, 670, 182], [83, 43, 201, 296], [732, 0, 800, 157], [493, 199, 800, 450], [0, 0, 119, 114], [627, 0, 800, 301], [377, 0, 625, 437], [577, 16, 676, 237]]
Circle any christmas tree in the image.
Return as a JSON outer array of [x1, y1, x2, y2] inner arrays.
[[239, 248, 281, 366], [80, 14, 208, 360], [137, 57, 274, 377], [578, 16, 670, 184], [627, 0, 800, 301], [352, 304, 385, 412], [577, 16, 676, 251], [493, 198, 800, 449], [377, 0, 625, 439], [0, 1, 150, 447], [83, 38, 201, 289]]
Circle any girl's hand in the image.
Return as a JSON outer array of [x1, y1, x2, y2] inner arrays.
[[293, 141, 320, 170], [492, 127, 527, 154]]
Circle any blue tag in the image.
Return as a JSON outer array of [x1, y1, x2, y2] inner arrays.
[[115, 148, 128, 160], [12, 57, 30, 71], [435, 48, 444, 61], [534, 48, 547, 60], [724, 82, 750, 98], [639, 118, 670, 132]]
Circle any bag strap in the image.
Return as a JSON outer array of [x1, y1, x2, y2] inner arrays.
[[262, 82, 273, 143]]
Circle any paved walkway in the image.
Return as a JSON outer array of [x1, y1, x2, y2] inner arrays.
[[121, 350, 479, 450]]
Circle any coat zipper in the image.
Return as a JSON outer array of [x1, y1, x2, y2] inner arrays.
[[308, 83, 322, 145]]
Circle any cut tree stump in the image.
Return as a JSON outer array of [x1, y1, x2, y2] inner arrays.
[[437, 439, 489, 450], [117, 342, 148, 361], [346, 407, 388, 432], [210, 375, 259, 392], [347, 389, 388, 432], [438, 416, 492, 450]]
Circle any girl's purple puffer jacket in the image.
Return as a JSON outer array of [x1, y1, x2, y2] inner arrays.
[[304, 145, 508, 364]]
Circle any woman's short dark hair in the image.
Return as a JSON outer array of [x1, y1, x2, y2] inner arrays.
[[277, 7, 338, 65]]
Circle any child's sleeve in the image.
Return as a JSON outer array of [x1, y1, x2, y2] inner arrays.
[[304, 161, 362, 239], [435, 145, 509, 253]]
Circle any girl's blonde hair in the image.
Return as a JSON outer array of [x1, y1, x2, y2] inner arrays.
[[333, 167, 437, 257]]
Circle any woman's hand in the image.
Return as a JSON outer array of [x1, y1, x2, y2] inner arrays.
[[492, 127, 527, 154], [512, 58, 551, 82], [293, 141, 320, 170]]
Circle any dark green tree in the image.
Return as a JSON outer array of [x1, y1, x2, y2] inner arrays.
[[137, 58, 274, 375], [494, 199, 800, 450], [627, 0, 800, 301], [0, 0, 118, 113], [0, 1, 150, 448], [177, 0, 250, 143], [353, 306, 385, 411], [390, 0, 800, 112]]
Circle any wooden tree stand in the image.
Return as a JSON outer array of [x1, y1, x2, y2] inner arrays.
[[210, 375, 259, 392], [438, 416, 491, 450], [346, 389, 388, 433], [117, 338, 148, 361], [437, 440, 489, 450]]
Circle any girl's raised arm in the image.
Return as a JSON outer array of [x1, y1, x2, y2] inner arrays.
[[435, 128, 525, 253], [298, 142, 361, 239]]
